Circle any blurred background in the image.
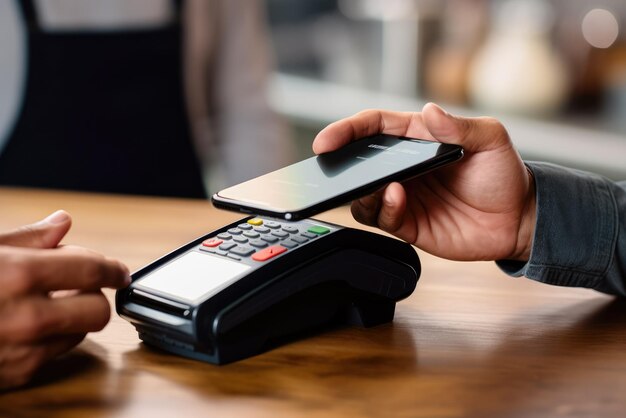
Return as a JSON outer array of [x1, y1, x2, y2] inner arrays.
[[0, 0, 624, 198], [266, 0, 626, 180]]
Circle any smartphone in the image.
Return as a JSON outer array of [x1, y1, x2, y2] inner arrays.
[[211, 134, 463, 220]]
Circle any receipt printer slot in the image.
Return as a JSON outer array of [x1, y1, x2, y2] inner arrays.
[[128, 289, 192, 319]]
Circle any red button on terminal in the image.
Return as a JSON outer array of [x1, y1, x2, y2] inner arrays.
[[202, 238, 223, 247], [252, 245, 287, 261]]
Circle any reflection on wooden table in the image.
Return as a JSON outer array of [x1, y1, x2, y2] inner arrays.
[[0, 187, 625, 417]]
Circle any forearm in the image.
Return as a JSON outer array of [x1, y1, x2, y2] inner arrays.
[[498, 162, 626, 296]]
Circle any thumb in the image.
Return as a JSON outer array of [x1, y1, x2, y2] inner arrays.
[[0, 210, 72, 249], [422, 102, 511, 152]]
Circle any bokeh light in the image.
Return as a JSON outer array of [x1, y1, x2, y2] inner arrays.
[[582, 8, 619, 49]]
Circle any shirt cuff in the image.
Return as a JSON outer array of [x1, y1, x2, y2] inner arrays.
[[496, 161, 619, 291]]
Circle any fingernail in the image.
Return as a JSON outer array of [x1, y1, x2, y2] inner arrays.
[[43, 210, 70, 224], [433, 103, 450, 116]]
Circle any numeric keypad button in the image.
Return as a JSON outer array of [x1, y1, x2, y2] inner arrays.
[[261, 235, 279, 243], [254, 226, 270, 234], [219, 242, 237, 251], [271, 230, 289, 239], [291, 236, 309, 244], [230, 245, 256, 257], [281, 240, 299, 248], [249, 239, 268, 248]]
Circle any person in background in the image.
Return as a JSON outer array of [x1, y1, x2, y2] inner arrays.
[[0, 0, 294, 390], [0, 0, 293, 198], [313, 103, 626, 295], [0, 210, 129, 389]]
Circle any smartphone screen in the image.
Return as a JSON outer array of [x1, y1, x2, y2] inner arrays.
[[212, 134, 463, 220]]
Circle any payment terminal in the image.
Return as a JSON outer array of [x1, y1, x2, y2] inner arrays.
[[116, 215, 421, 364]]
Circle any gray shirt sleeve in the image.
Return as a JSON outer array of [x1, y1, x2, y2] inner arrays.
[[497, 161, 626, 296]]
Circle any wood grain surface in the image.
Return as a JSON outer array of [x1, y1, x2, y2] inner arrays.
[[0, 186, 625, 418]]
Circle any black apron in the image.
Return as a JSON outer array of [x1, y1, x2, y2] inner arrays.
[[0, 0, 206, 198]]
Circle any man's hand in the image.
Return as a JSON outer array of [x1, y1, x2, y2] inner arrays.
[[312, 103, 536, 262], [0, 211, 129, 390]]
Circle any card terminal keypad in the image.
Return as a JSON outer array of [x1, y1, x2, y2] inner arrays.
[[200, 217, 333, 264]]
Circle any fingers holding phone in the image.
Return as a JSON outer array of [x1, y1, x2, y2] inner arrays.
[[312, 109, 436, 154], [314, 104, 536, 263]]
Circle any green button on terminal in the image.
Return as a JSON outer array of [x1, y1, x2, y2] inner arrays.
[[307, 225, 330, 235]]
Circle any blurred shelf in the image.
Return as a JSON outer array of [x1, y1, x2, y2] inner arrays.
[[269, 73, 626, 180]]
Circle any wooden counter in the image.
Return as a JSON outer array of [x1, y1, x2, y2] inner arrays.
[[1, 187, 625, 417]]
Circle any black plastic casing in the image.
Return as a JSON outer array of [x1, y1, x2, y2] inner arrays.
[[116, 216, 420, 364]]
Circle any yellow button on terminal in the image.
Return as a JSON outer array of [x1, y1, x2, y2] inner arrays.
[[247, 218, 263, 226]]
